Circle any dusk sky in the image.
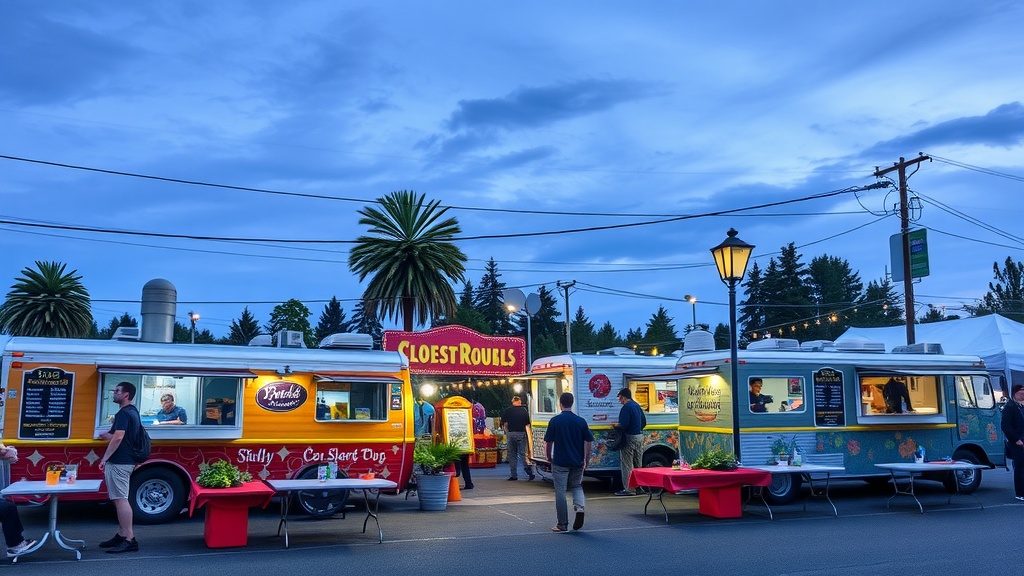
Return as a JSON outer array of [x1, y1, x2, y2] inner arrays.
[[3, 2, 1024, 344]]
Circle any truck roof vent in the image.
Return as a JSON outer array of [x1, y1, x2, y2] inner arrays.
[[746, 338, 800, 351], [682, 330, 716, 353], [834, 337, 886, 353], [276, 330, 307, 348], [248, 334, 273, 347], [800, 340, 835, 352], [892, 342, 944, 355], [597, 346, 636, 356], [319, 332, 373, 350], [111, 326, 141, 341]]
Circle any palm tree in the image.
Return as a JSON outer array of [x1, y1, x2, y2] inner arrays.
[[348, 190, 467, 331], [0, 261, 93, 337]]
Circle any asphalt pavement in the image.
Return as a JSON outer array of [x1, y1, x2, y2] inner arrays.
[[4, 463, 1022, 575]]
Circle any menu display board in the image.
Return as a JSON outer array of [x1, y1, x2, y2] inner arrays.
[[19, 367, 74, 439], [443, 408, 473, 452], [813, 367, 844, 427]]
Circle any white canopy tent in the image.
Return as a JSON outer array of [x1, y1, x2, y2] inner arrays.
[[839, 314, 1024, 398]]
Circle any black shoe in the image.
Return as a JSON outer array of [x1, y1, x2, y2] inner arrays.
[[573, 508, 585, 531], [99, 534, 126, 548], [507, 477, 518, 481], [463, 484, 474, 490], [528, 474, 536, 481], [106, 538, 138, 554]]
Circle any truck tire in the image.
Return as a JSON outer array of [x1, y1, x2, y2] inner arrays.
[[295, 467, 348, 517], [642, 451, 671, 468], [763, 472, 802, 505], [942, 450, 983, 494], [130, 467, 186, 524]]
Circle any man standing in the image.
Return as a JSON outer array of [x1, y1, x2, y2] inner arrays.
[[544, 392, 593, 532], [613, 388, 645, 496], [98, 381, 141, 553], [502, 396, 535, 481], [1001, 384, 1024, 501]]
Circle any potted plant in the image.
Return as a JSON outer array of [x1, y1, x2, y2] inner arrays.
[[412, 442, 464, 511], [691, 448, 738, 471], [769, 436, 796, 466], [196, 459, 253, 488]]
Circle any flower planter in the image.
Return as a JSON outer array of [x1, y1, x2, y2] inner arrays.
[[416, 473, 452, 511]]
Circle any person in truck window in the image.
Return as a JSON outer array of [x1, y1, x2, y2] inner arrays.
[[153, 394, 187, 425], [882, 378, 914, 414], [749, 379, 773, 413]]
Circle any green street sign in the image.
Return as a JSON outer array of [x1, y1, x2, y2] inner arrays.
[[889, 228, 930, 281]]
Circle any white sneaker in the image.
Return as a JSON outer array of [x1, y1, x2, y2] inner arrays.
[[6, 539, 36, 556]]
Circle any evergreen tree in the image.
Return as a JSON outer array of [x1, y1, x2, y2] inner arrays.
[[569, 306, 596, 353], [526, 285, 564, 354], [852, 278, 904, 327], [314, 297, 351, 343], [641, 305, 679, 354], [473, 258, 514, 335], [919, 306, 947, 324], [594, 321, 622, 350], [713, 323, 730, 350], [624, 327, 644, 349], [976, 257, 1024, 323], [806, 254, 862, 340], [264, 299, 314, 347], [459, 281, 475, 308], [227, 306, 261, 345], [350, 297, 384, 348], [738, 261, 766, 340], [760, 243, 813, 338], [531, 333, 562, 359]]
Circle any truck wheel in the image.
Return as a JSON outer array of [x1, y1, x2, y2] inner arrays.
[[942, 451, 983, 494], [763, 472, 802, 505], [130, 467, 186, 524], [642, 452, 671, 468], [295, 467, 348, 517]]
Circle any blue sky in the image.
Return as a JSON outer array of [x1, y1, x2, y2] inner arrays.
[[2, 1, 1024, 342]]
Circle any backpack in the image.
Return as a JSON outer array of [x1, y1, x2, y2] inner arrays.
[[126, 406, 151, 463]]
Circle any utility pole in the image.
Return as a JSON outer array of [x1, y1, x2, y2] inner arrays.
[[874, 154, 929, 345], [557, 280, 576, 353]]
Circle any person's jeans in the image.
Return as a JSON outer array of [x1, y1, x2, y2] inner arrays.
[[551, 464, 585, 527], [507, 431, 531, 478], [620, 434, 644, 491], [0, 500, 25, 547], [1011, 446, 1024, 497]]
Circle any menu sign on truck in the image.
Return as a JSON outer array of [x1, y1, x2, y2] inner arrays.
[[19, 367, 74, 439], [813, 367, 844, 427]]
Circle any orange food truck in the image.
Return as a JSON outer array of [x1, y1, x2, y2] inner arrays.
[[0, 331, 414, 523]]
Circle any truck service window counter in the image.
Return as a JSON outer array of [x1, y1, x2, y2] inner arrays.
[[666, 334, 1003, 504], [0, 332, 415, 523], [515, 347, 681, 486]]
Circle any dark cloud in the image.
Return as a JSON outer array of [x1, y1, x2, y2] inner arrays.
[[446, 79, 658, 132], [0, 5, 138, 106], [863, 102, 1024, 158]]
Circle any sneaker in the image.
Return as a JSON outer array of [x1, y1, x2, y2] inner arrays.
[[551, 525, 568, 532], [572, 506, 585, 530], [463, 484, 474, 490], [106, 538, 139, 554], [614, 490, 636, 496], [528, 473, 536, 481], [6, 539, 35, 557], [1015, 496, 1024, 501], [99, 533, 126, 548], [507, 477, 518, 481]]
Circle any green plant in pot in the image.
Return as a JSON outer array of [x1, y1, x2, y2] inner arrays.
[[412, 442, 464, 511], [196, 459, 252, 488], [769, 436, 797, 465], [691, 448, 738, 471]]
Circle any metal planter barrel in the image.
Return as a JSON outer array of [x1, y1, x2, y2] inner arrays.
[[415, 473, 451, 511]]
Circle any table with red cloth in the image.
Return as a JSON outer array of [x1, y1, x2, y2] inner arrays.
[[189, 481, 276, 548], [628, 467, 772, 521]]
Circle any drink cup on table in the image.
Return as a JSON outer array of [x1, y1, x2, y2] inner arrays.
[[65, 464, 78, 484]]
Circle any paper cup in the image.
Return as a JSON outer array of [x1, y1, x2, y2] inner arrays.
[[46, 470, 60, 485]]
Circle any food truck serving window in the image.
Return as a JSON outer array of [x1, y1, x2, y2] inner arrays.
[[748, 376, 806, 414], [98, 371, 244, 428], [630, 379, 678, 414], [314, 377, 393, 422], [858, 373, 943, 416]]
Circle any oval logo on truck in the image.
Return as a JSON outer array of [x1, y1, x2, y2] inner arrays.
[[255, 380, 308, 412]]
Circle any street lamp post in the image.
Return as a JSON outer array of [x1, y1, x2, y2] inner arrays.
[[502, 289, 541, 369], [188, 311, 200, 344], [710, 228, 754, 460], [685, 294, 697, 331]]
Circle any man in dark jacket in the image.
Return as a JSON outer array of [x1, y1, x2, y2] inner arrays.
[[1000, 384, 1024, 500], [613, 388, 646, 496]]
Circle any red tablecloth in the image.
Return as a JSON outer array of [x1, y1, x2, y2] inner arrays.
[[188, 481, 275, 516], [629, 467, 772, 491]]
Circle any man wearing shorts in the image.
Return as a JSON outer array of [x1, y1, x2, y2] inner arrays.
[[98, 381, 141, 553]]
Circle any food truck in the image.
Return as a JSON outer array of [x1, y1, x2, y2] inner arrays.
[[0, 331, 414, 523], [517, 348, 680, 486], [665, 333, 1004, 503]]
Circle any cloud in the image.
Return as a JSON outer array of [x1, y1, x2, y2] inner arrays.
[[446, 79, 658, 132], [863, 102, 1024, 157]]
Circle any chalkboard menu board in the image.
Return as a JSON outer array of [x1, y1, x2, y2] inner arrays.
[[813, 367, 844, 427], [19, 367, 74, 439]]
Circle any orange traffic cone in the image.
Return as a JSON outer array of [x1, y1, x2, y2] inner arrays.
[[447, 473, 462, 502]]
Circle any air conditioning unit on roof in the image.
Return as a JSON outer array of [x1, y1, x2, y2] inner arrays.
[[319, 333, 373, 350], [276, 330, 307, 349], [834, 337, 886, 353], [111, 326, 141, 341], [746, 338, 799, 351], [892, 342, 944, 355], [800, 340, 835, 352], [248, 334, 273, 347]]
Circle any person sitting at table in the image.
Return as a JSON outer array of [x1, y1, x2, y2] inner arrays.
[[153, 394, 187, 425], [0, 443, 37, 557]]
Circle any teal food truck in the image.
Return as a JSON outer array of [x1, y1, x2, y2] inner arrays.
[[665, 333, 1004, 503]]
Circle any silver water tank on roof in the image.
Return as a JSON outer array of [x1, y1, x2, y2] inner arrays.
[[141, 278, 176, 343]]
